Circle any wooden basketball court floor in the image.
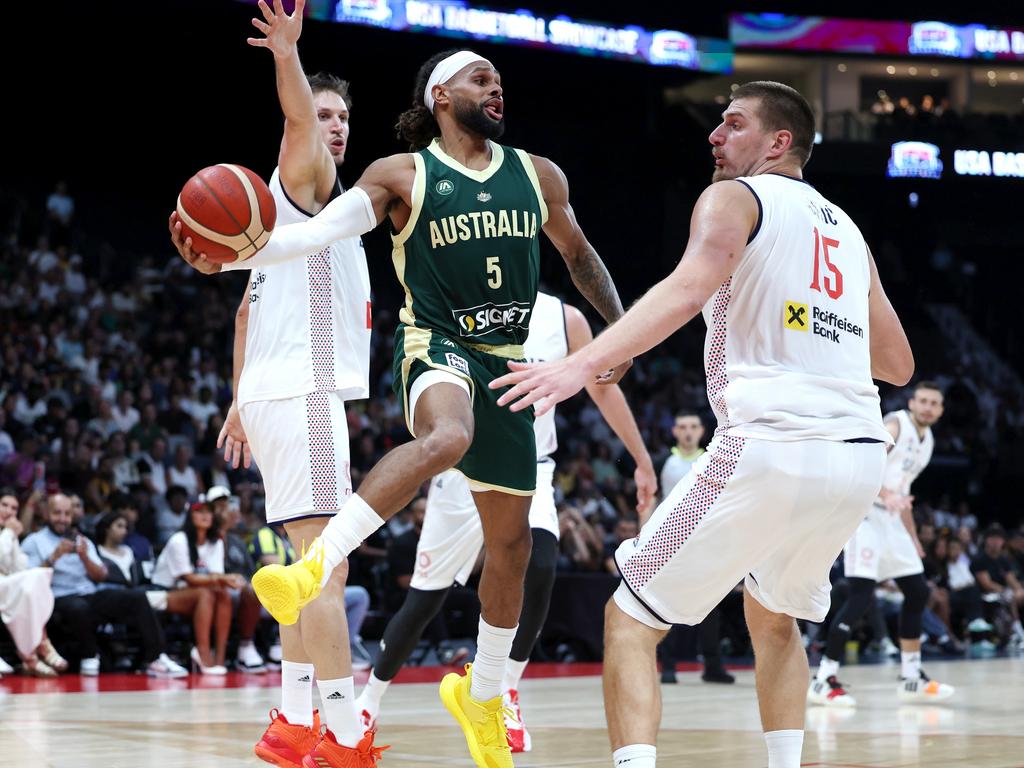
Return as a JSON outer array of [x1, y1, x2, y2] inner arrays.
[[1, 657, 1021, 767]]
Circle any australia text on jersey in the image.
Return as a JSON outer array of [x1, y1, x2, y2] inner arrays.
[[427, 209, 540, 249]]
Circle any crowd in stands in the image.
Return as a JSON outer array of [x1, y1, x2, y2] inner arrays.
[[1, 178, 1023, 676]]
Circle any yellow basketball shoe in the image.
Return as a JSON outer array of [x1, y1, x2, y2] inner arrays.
[[252, 541, 325, 626], [439, 664, 514, 768]]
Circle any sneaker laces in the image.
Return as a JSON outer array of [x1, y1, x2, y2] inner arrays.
[[477, 704, 514, 748]]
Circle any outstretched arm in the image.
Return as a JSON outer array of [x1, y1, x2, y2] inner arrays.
[[171, 154, 413, 274], [565, 303, 656, 515], [492, 180, 755, 415], [248, 0, 336, 210]]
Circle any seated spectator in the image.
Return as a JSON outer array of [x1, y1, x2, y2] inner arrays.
[[108, 492, 155, 568], [558, 502, 603, 572], [166, 443, 203, 499], [249, 521, 296, 664], [942, 537, 991, 640], [21, 493, 184, 677], [156, 485, 189, 547], [150, 501, 242, 675], [136, 435, 168, 499], [604, 516, 639, 577], [0, 489, 64, 677], [971, 525, 1024, 648], [111, 390, 139, 434], [206, 487, 265, 673]]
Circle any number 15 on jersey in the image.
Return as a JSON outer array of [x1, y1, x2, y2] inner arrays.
[[809, 226, 843, 299]]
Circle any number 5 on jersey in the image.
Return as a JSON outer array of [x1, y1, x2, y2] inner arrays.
[[486, 255, 502, 289], [809, 226, 843, 299]]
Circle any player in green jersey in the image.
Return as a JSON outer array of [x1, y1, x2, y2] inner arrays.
[[174, 48, 628, 768]]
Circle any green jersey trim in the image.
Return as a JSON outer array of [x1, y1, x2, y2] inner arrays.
[[513, 148, 549, 226], [426, 138, 506, 183]]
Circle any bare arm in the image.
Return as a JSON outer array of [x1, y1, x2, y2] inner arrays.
[[974, 570, 1001, 593], [533, 156, 625, 326], [494, 180, 755, 415], [899, 507, 925, 558], [247, 0, 335, 211], [218, 285, 252, 468], [867, 247, 914, 385], [564, 303, 656, 515]]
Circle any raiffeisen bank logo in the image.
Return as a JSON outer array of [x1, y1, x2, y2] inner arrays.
[[908, 21, 963, 57], [453, 301, 531, 338], [887, 142, 943, 179]]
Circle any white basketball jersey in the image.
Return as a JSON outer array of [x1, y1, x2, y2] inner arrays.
[[523, 291, 569, 460], [238, 168, 372, 406], [879, 409, 934, 497], [704, 174, 890, 443]]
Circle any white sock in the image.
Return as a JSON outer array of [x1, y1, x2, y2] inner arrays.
[[357, 670, 391, 718], [470, 618, 517, 702], [900, 650, 921, 680], [816, 656, 839, 681], [317, 676, 362, 747], [612, 744, 656, 767], [1013, 620, 1024, 637], [311, 494, 385, 585], [281, 661, 315, 727], [502, 657, 528, 694], [765, 729, 803, 768]]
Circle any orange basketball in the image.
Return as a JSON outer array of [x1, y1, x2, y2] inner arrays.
[[175, 164, 276, 264]]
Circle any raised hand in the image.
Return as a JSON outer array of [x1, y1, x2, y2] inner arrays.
[[168, 212, 222, 275], [247, 0, 305, 57]]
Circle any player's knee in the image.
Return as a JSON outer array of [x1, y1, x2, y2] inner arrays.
[[750, 609, 796, 647], [899, 575, 930, 613], [419, 421, 472, 471]]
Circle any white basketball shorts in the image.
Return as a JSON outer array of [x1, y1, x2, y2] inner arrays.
[[613, 435, 886, 630], [239, 391, 351, 525], [411, 460, 558, 591], [843, 504, 924, 582]]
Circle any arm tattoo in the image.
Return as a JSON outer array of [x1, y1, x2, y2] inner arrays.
[[568, 243, 625, 324]]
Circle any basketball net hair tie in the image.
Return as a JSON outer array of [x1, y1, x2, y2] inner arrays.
[[424, 50, 492, 113]]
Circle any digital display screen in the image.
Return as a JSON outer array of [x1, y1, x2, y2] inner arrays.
[[302, 0, 732, 72], [731, 13, 1024, 62]]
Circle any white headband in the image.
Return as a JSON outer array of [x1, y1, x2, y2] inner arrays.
[[423, 50, 492, 113]]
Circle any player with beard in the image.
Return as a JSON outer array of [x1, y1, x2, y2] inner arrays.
[[809, 381, 954, 707], [176, 48, 629, 768]]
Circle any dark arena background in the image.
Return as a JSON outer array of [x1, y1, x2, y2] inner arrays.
[[1, 1, 1023, 766]]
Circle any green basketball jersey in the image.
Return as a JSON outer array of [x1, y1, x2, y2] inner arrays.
[[391, 138, 549, 352]]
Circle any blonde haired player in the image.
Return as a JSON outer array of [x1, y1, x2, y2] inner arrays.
[[170, 1, 380, 766], [809, 381, 953, 707], [491, 81, 914, 768], [354, 291, 656, 752]]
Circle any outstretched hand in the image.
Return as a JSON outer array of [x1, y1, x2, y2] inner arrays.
[[169, 212, 222, 275], [247, 0, 305, 56], [491, 358, 590, 417]]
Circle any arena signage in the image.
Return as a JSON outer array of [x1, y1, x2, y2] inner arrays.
[[953, 150, 1024, 178], [887, 142, 943, 179], [299, 0, 733, 72], [730, 13, 1024, 62]]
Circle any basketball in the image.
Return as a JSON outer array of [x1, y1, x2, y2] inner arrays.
[[175, 164, 276, 264]]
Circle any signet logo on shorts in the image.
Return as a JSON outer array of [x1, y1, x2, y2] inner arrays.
[[435, 179, 455, 196], [784, 300, 809, 332]]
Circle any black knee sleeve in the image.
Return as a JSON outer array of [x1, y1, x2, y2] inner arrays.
[[510, 529, 558, 662], [374, 587, 450, 681], [895, 574, 930, 640], [824, 578, 876, 661]]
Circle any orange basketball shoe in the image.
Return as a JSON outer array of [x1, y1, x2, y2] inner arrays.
[[255, 709, 322, 768], [302, 729, 389, 768]]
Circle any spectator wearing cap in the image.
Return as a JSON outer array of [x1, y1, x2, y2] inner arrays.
[[972, 525, 1024, 648], [150, 501, 235, 675], [205, 486, 266, 674]]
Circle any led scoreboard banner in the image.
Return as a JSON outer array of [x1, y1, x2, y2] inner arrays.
[[730, 13, 1024, 61], [295, 0, 733, 72]]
